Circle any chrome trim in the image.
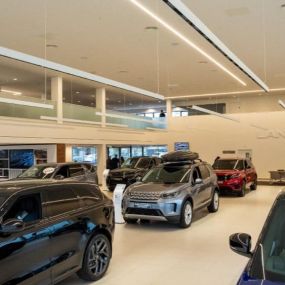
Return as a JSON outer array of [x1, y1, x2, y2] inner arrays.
[[124, 214, 167, 221]]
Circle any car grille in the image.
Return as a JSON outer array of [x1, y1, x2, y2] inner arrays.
[[126, 208, 162, 216], [217, 175, 230, 181], [129, 191, 161, 200]]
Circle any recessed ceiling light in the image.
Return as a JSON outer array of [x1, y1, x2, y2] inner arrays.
[[145, 26, 158, 30], [171, 42, 179, 46], [118, 100, 121, 103], [46, 44, 58, 48], [129, 102, 133, 106], [91, 94, 95, 98], [13, 78, 18, 81], [77, 100, 81, 103], [76, 91, 80, 94], [80, 56, 88, 60], [198, 60, 208, 64], [118, 70, 128, 73]]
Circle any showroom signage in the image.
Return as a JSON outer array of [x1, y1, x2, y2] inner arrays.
[[257, 129, 285, 139]]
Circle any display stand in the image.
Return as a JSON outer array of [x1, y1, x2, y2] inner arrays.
[[113, 184, 126, 224], [101, 169, 110, 191]]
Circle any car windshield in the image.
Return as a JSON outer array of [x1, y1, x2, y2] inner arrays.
[[249, 198, 285, 283], [142, 166, 190, 184], [18, 165, 56, 179], [122, 158, 143, 169], [213, 159, 244, 170]]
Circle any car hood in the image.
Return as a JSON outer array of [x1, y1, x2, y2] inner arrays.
[[128, 182, 184, 193]]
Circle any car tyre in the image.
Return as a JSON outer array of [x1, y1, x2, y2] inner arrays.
[[124, 217, 138, 224], [179, 201, 193, 228], [250, 179, 257, 191], [77, 233, 111, 282], [207, 190, 219, 213], [238, 181, 246, 197]]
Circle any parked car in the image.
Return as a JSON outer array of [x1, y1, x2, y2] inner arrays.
[[13, 162, 98, 184], [122, 151, 219, 228], [107, 156, 161, 191], [212, 158, 257, 197], [229, 191, 285, 284], [0, 180, 114, 285]]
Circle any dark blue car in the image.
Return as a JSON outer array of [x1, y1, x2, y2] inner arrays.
[[229, 191, 285, 285]]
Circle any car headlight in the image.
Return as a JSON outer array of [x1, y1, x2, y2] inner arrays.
[[161, 190, 181, 199], [230, 173, 241, 179]]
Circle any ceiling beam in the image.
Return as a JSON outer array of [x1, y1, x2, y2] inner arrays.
[[163, 0, 269, 92], [0, 46, 165, 100]]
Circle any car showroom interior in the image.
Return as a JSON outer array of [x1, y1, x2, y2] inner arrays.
[[0, 1, 284, 285]]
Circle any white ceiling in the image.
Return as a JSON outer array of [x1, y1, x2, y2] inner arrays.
[[0, 0, 278, 100]]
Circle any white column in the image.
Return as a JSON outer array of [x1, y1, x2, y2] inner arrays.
[[97, 144, 107, 187], [166, 99, 172, 128], [51, 77, 63, 123], [96, 88, 106, 127]]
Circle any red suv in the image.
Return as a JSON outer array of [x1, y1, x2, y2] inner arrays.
[[212, 158, 257, 197]]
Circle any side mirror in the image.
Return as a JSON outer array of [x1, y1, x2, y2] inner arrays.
[[229, 233, 253, 258], [54, 174, 65, 180], [0, 219, 25, 234], [195, 178, 203, 184]]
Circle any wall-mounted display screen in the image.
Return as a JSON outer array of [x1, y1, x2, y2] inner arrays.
[[9, 149, 34, 169], [175, 142, 190, 151]]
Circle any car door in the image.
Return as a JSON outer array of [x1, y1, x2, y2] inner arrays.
[[198, 164, 212, 203], [190, 166, 206, 209], [42, 184, 87, 284], [0, 191, 52, 285]]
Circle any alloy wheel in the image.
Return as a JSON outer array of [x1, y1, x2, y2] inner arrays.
[[184, 203, 192, 225], [88, 237, 110, 276]]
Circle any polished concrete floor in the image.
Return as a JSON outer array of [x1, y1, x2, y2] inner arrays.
[[60, 186, 282, 285]]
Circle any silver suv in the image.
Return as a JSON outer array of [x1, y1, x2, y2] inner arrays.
[[122, 158, 219, 228]]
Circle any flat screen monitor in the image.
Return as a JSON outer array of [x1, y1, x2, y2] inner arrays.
[[175, 142, 190, 151], [9, 149, 34, 169]]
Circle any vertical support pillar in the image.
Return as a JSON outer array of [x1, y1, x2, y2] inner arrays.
[[96, 88, 106, 127], [166, 99, 172, 128], [51, 77, 63, 123], [97, 144, 107, 187]]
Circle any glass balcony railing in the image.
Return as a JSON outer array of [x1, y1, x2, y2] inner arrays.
[[0, 93, 56, 120], [0, 95, 166, 130]]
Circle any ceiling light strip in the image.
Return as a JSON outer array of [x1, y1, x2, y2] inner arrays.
[[191, 105, 240, 122], [130, 0, 246, 86], [0, 46, 164, 100], [0, 97, 54, 109], [163, 0, 269, 92], [1, 89, 22, 96]]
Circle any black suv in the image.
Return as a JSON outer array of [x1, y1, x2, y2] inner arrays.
[[107, 156, 160, 191], [14, 162, 98, 184], [0, 180, 114, 285]]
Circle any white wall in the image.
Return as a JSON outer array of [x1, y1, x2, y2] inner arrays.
[[174, 92, 285, 114], [162, 112, 285, 179]]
